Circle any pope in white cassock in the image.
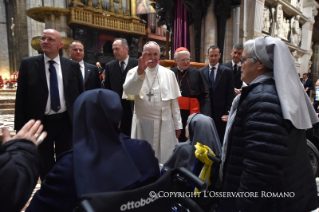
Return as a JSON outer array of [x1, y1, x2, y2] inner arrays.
[[123, 41, 183, 164]]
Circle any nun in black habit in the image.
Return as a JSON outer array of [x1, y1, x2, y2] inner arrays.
[[26, 89, 160, 212], [164, 113, 222, 172]]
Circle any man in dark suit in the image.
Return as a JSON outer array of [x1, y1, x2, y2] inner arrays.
[[301, 73, 313, 97], [96, 62, 104, 75], [14, 29, 84, 180], [104, 38, 138, 136], [96, 62, 104, 81], [171, 47, 210, 142], [199, 45, 234, 143], [68, 40, 100, 90], [223, 43, 243, 96]]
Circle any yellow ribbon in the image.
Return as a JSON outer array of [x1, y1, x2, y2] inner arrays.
[[194, 142, 216, 195]]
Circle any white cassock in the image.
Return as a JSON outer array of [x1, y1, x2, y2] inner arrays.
[[123, 64, 183, 164]]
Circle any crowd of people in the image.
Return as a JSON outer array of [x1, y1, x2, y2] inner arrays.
[[0, 28, 318, 211]]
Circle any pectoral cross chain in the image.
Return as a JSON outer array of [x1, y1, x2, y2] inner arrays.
[[147, 91, 154, 102]]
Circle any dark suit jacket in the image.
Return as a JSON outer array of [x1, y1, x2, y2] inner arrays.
[[224, 61, 242, 89], [104, 57, 138, 98], [199, 64, 234, 120], [301, 78, 314, 96], [83, 62, 101, 91], [104, 57, 138, 135], [14, 54, 84, 131]]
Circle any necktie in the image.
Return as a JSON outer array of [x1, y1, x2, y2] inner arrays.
[[120, 61, 125, 73], [233, 64, 238, 74], [48, 60, 61, 112], [210, 67, 215, 90]]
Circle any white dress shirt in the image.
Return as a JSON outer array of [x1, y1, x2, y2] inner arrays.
[[118, 56, 129, 70], [44, 55, 67, 115], [231, 60, 240, 70], [79, 60, 85, 81], [209, 63, 219, 80]]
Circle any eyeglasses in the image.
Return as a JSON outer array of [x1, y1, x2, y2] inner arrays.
[[178, 58, 191, 62], [39, 37, 56, 43], [240, 57, 257, 63]]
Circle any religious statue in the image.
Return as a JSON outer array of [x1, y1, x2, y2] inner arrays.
[[290, 0, 298, 7], [275, 4, 284, 38], [290, 15, 302, 46], [283, 18, 290, 40], [10, 18, 15, 37], [262, 7, 271, 33], [136, 0, 156, 14]]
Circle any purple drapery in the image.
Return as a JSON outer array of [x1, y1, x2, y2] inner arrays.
[[174, 0, 190, 53]]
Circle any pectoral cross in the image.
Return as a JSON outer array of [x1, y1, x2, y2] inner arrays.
[[147, 91, 154, 102]]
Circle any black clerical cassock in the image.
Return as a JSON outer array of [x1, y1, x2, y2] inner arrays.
[[171, 66, 210, 142]]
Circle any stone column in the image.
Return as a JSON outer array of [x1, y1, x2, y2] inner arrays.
[[233, 7, 240, 45], [245, 0, 264, 40], [26, 6, 73, 57], [4, 0, 29, 74], [0, 0, 10, 79], [300, 0, 319, 74], [312, 42, 319, 82], [200, 0, 217, 63], [224, 10, 234, 63], [26, 0, 45, 56]]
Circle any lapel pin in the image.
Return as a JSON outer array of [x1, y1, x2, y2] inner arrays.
[[88, 69, 90, 72]]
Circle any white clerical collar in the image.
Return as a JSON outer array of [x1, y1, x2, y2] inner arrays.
[[177, 66, 187, 72], [147, 64, 158, 72]]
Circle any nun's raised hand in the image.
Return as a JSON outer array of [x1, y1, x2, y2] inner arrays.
[[2, 120, 47, 146]]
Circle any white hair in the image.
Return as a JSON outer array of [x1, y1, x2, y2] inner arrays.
[[143, 41, 160, 52], [174, 51, 190, 59]]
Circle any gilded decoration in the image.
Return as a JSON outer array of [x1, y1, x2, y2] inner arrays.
[[31, 36, 74, 51], [68, 7, 145, 35], [26, 7, 70, 22]]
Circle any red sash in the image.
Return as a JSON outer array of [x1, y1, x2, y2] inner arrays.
[[178, 97, 200, 114]]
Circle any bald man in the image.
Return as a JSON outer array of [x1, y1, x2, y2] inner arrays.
[[15, 29, 84, 180]]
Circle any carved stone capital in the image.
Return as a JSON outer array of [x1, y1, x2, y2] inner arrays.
[[26, 7, 70, 23]]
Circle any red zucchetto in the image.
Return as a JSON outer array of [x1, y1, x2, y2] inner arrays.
[[175, 47, 189, 53]]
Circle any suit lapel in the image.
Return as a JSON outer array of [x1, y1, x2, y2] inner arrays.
[[84, 62, 90, 84], [204, 65, 210, 80], [214, 66, 223, 89], [115, 60, 122, 79], [36, 54, 48, 88], [60, 57, 69, 91]]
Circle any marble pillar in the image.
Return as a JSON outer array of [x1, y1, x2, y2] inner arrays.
[[223, 11, 233, 63], [26, 0, 45, 56], [312, 42, 319, 82], [300, 0, 319, 74], [239, 0, 264, 43], [200, 0, 217, 63], [0, 1, 10, 79]]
